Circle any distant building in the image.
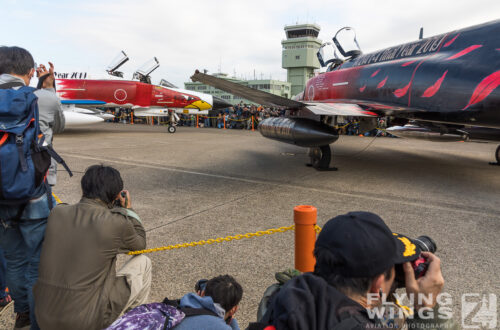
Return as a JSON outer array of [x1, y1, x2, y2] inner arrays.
[[282, 23, 322, 96], [184, 73, 291, 106]]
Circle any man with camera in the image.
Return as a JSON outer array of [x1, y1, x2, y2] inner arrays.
[[255, 211, 458, 329], [33, 165, 151, 330], [174, 275, 243, 330]]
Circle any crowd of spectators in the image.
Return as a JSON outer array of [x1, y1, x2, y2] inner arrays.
[[108, 104, 395, 138], [177, 104, 284, 130]]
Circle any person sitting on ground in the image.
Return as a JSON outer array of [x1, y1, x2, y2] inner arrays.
[[252, 211, 458, 330], [175, 274, 243, 330], [33, 165, 151, 330]]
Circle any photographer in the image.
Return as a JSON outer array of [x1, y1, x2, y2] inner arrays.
[[254, 212, 458, 330], [175, 275, 243, 330], [35, 62, 65, 187], [33, 165, 151, 330]]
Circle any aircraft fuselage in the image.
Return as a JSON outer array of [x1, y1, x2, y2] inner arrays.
[[303, 20, 500, 129], [56, 79, 230, 114]]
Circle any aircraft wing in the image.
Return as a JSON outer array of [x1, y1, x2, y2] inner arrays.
[[60, 100, 107, 106], [191, 70, 376, 117], [191, 70, 304, 108], [303, 102, 376, 117]]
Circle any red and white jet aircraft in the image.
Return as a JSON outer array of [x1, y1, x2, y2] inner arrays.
[[56, 52, 231, 132]]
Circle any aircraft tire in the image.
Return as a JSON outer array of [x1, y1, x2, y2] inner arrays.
[[167, 125, 176, 134], [309, 145, 331, 169]]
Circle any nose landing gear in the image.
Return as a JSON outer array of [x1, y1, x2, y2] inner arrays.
[[167, 125, 176, 134]]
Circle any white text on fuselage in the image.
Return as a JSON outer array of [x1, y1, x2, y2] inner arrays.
[[352, 34, 447, 67]]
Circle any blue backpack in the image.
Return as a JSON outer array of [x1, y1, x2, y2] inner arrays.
[[0, 82, 71, 210]]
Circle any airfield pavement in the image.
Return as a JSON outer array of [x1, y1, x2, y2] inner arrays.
[[1, 122, 499, 328]]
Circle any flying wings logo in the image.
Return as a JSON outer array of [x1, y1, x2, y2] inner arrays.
[[462, 294, 497, 329]]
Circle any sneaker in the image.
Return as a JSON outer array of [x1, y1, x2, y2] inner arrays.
[[14, 311, 31, 330], [0, 293, 13, 316], [0, 292, 12, 307]]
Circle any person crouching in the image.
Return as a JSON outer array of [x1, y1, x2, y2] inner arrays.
[[34, 165, 151, 330]]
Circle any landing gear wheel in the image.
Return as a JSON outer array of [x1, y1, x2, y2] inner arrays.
[[167, 125, 176, 134], [489, 145, 500, 166], [307, 145, 337, 171]]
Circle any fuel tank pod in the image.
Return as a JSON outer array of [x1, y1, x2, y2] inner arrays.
[[258, 117, 339, 147]]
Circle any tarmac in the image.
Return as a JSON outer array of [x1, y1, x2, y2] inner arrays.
[[1, 122, 499, 328]]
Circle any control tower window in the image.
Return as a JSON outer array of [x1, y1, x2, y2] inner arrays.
[[287, 29, 319, 38]]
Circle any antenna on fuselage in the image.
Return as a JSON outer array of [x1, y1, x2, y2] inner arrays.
[[419, 27, 424, 40], [106, 50, 129, 77]]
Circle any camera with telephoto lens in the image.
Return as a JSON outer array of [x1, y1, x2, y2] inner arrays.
[[394, 235, 437, 288]]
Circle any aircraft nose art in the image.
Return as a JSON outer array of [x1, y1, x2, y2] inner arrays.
[[185, 99, 212, 111]]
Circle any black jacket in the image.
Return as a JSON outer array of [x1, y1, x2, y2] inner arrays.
[[261, 273, 376, 330]]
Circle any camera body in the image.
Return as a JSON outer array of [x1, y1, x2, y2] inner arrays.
[[113, 191, 127, 207], [195, 279, 208, 293], [394, 236, 436, 287]]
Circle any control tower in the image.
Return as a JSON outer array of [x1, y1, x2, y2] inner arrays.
[[282, 23, 322, 97]]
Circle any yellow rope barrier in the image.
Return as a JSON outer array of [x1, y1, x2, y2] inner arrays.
[[129, 224, 323, 255], [52, 194, 324, 256], [52, 193, 62, 204], [314, 224, 322, 234], [128, 225, 296, 255]]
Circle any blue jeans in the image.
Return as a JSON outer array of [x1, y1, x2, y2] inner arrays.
[[0, 193, 53, 330], [0, 247, 6, 299]]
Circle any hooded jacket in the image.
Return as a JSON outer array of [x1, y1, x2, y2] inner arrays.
[[263, 273, 371, 330], [174, 293, 240, 330], [262, 273, 460, 330]]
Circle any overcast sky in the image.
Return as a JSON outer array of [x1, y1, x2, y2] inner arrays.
[[2, 0, 499, 87]]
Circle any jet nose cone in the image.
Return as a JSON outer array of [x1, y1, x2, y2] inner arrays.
[[212, 96, 232, 110]]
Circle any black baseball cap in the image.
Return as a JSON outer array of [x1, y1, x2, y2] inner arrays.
[[315, 211, 420, 278]]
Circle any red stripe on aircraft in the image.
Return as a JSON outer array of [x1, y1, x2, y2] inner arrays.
[[371, 69, 380, 77], [446, 45, 482, 60], [422, 70, 448, 98], [359, 85, 366, 92], [377, 76, 388, 89], [463, 70, 500, 110], [401, 60, 418, 67], [393, 82, 411, 98], [443, 33, 460, 47], [408, 34, 448, 105]]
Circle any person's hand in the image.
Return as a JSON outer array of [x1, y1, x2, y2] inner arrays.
[[404, 252, 444, 310], [36, 62, 55, 89], [118, 190, 131, 209]]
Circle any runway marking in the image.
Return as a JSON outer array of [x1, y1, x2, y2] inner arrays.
[[61, 152, 500, 219]]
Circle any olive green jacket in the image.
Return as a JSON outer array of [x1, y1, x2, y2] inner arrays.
[[34, 198, 146, 330]]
